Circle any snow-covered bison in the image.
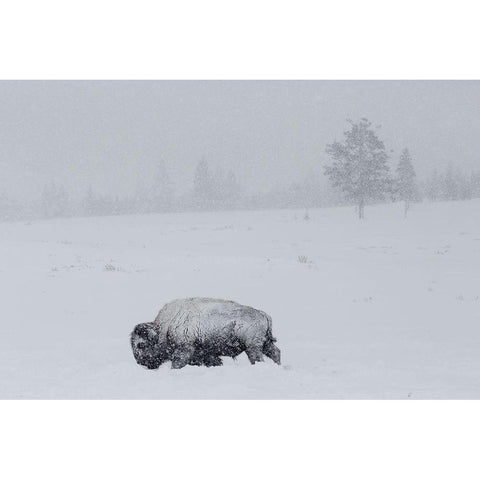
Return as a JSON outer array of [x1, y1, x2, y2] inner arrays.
[[130, 297, 281, 369]]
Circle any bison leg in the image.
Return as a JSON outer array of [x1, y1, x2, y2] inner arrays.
[[245, 345, 264, 365], [263, 341, 281, 365], [171, 346, 195, 369], [188, 354, 203, 366], [203, 354, 223, 367]]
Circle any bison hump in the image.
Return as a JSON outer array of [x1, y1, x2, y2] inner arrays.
[[154, 297, 269, 341]]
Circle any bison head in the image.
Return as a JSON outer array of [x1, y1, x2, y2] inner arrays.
[[130, 322, 167, 370]]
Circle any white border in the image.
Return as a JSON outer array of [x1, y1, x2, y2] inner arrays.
[[2, 401, 480, 479], [1, 1, 480, 479], [0, 0, 479, 79]]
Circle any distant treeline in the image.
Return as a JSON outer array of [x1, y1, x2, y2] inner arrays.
[[1, 158, 480, 222], [422, 166, 480, 202], [0, 159, 340, 221]]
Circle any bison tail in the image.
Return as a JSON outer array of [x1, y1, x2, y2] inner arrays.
[[264, 313, 277, 343]]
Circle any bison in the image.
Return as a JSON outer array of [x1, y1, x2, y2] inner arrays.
[[130, 297, 281, 369]]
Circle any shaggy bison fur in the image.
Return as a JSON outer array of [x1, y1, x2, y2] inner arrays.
[[130, 297, 281, 369]]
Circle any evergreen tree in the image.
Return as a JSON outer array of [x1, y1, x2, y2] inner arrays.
[[442, 164, 458, 200], [0, 191, 25, 221], [151, 160, 173, 212], [40, 182, 70, 218], [83, 186, 97, 216], [133, 181, 151, 214], [209, 168, 242, 210], [424, 166, 479, 202], [193, 158, 216, 210], [324, 118, 391, 219], [425, 169, 441, 201], [456, 168, 471, 200], [470, 171, 480, 199], [395, 148, 418, 217], [0, 191, 14, 221], [223, 170, 242, 209], [82, 186, 118, 217]]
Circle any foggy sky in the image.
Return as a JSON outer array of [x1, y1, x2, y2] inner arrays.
[[0, 80, 479, 201]]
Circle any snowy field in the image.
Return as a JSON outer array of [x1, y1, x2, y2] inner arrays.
[[1, 200, 479, 399]]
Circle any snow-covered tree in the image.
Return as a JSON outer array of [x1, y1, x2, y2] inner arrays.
[[0, 191, 23, 221], [324, 118, 391, 219], [210, 168, 242, 210], [82, 186, 121, 217], [133, 181, 151, 214], [425, 169, 441, 201], [470, 171, 480, 199], [83, 186, 97, 216], [455, 168, 472, 200], [226, 169, 241, 195], [394, 148, 418, 217], [424, 165, 478, 202], [193, 159, 216, 210], [442, 164, 459, 201], [151, 160, 173, 212], [40, 182, 71, 218]]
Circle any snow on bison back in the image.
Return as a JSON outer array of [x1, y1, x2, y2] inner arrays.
[[130, 297, 281, 369]]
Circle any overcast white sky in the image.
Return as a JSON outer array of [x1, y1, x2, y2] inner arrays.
[[0, 81, 479, 201]]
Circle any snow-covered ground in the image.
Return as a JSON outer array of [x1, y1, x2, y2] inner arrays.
[[1, 200, 479, 398]]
